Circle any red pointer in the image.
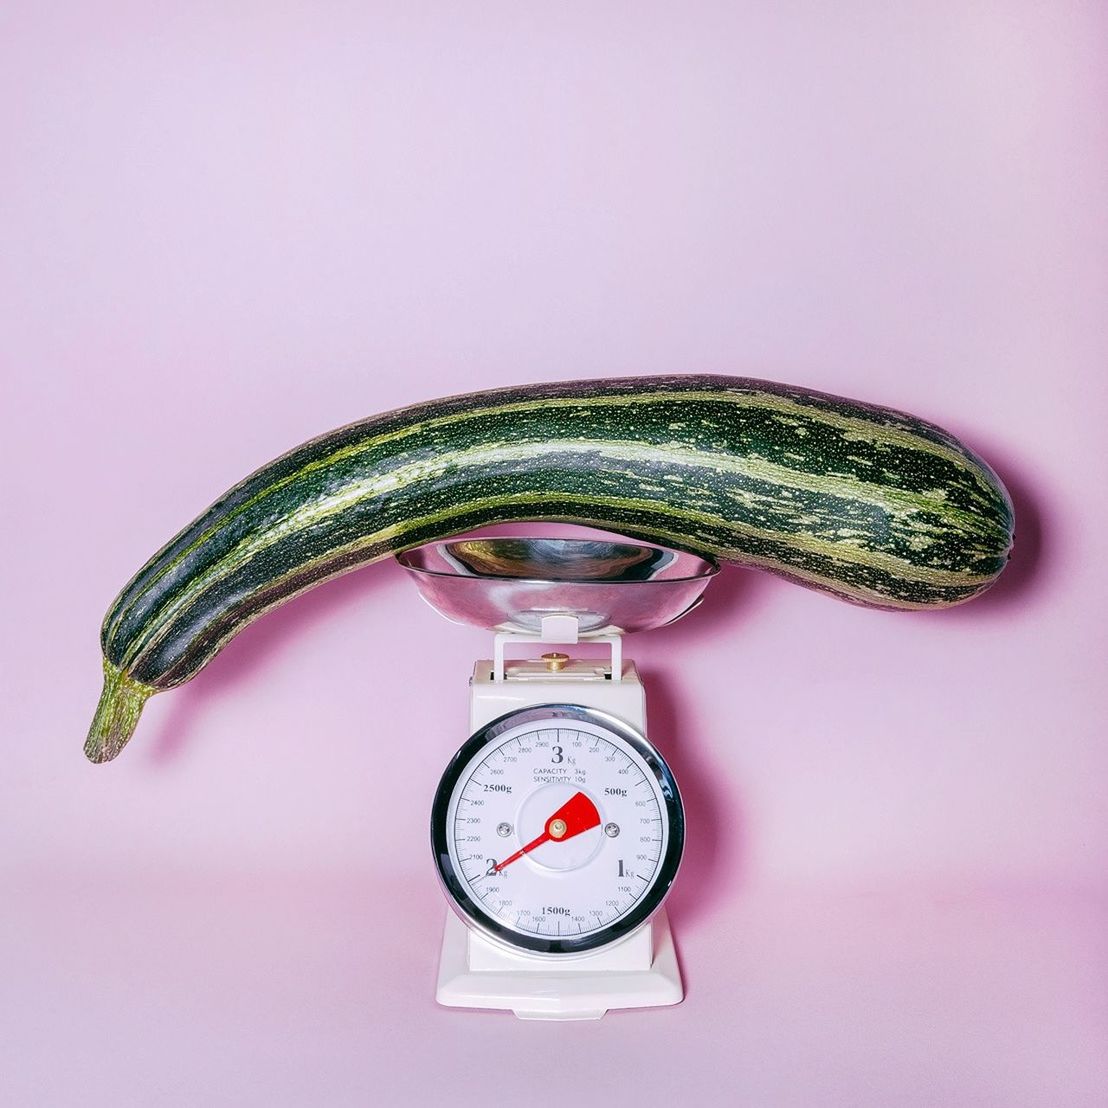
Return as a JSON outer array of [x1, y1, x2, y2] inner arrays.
[[492, 791, 600, 873]]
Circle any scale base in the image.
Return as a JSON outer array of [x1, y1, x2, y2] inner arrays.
[[435, 910, 683, 1020]]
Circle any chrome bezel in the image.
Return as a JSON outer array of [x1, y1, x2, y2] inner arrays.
[[430, 703, 684, 957]]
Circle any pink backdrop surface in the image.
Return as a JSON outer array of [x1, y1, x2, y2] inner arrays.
[[3, 3, 1106, 1105]]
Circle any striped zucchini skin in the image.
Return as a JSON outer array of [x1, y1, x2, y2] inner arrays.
[[87, 375, 1013, 763]]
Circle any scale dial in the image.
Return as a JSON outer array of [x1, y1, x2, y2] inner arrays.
[[431, 704, 684, 956]]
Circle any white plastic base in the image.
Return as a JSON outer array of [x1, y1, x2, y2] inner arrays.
[[435, 909, 683, 1020]]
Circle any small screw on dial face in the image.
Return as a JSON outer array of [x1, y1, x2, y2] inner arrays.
[[604, 822, 620, 838], [496, 822, 512, 837]]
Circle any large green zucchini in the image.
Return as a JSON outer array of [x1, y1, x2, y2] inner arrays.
[[87, 375, 1014, 763]]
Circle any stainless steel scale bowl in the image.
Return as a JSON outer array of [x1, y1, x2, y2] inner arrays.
[[396, 536, 718, 635]]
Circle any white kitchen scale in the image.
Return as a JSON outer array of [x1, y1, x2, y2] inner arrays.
[[397, 535, 718, 1020]]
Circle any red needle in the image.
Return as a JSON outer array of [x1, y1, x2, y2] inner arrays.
[[492, 791, 600, 873]]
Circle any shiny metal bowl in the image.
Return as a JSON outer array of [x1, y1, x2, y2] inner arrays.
[[396, 536, 718, 635]]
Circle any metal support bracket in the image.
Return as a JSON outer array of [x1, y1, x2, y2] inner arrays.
[[493, 614, 623, 683]]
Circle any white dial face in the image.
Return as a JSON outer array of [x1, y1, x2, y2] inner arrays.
[[434, 707, 683, 955]]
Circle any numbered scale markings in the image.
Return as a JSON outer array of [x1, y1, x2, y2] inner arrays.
[[431, 705, 684, 956]]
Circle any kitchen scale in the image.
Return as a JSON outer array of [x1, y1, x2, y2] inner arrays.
[[397, 535, 718, 1020]]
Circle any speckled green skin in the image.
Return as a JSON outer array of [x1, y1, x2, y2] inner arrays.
[[87, 375, 1013, 762]]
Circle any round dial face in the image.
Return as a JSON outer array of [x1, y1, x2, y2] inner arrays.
[[431, 704, 684, 956]]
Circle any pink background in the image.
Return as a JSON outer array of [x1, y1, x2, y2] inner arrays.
[[3, 3, 1106, 1104]]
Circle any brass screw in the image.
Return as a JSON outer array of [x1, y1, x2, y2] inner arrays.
[[549, 818, 568, 839], [541, 652, 570, 672]]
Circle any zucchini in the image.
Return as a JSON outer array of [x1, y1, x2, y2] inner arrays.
[[87, 374, 1013, 763]]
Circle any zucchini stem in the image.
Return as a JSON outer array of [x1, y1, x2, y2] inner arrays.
[[85, 660, 156, 764]]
